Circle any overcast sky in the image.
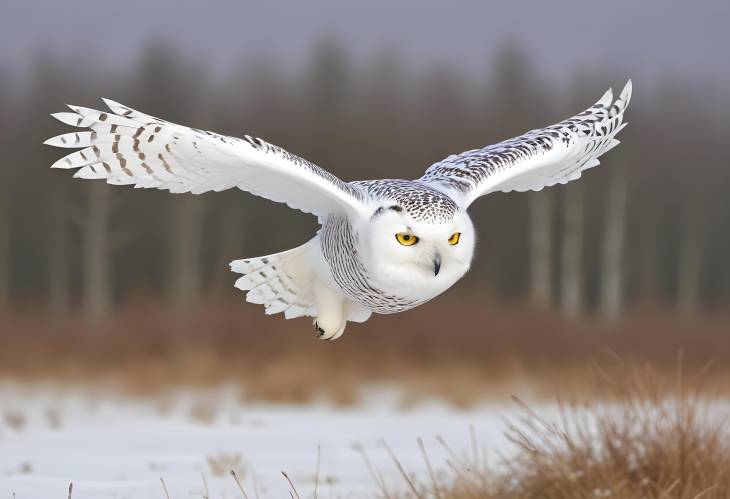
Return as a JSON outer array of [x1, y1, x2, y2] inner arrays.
[[2, 0, 729, 94]]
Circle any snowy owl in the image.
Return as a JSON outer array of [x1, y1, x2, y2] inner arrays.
[[46, 80, 631, 340]]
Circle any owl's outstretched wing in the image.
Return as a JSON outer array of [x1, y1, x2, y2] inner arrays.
[[45, 99, 368, 219], [419, 80, 632, 208]]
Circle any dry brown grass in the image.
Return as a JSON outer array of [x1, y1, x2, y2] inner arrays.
[[17, 462, 33, 475], [1, 301, 729, 405], [3, 409, 27, 432], [188, 395, 222, 425], [382, 365, 730, 499], [206, 452, 245, 478], [44, 407, 63, 430]]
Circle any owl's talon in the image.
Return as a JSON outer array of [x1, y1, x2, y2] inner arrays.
[[314, 320, 328, 339], [313, 319, 343, 340]]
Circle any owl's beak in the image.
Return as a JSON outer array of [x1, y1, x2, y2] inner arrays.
[[433, 254, 441, 276]]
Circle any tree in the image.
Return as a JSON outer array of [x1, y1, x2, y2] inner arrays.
[[490, 42, 553, 301], [0, 69, 14, 309], [0, 178, 9, 310], [132, 40, 209, 311], [599, 167, 629, 321], [48, 178, 71, 315], [676, 199, 705, 315], [529, 190, 554, 307], [308, 38, 351, 124], [304, 37, 353, 172], [560, 182, 585, 318], [209, 193, 247, 296], [635, 202, 661, 308], [169, 194, 207, 309], [81, 182, 113, 323]]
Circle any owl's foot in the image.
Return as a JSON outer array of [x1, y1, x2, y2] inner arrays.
[[313, 319, 346, 341], [312, 279, 348, 341]]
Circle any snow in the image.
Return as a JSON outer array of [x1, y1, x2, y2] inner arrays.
[[0, 383, 531, 499]]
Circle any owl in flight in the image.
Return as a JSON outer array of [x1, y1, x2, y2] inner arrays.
[[47, 81, 631, 340]]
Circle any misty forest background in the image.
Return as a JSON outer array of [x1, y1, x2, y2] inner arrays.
[[0, 38, 729, 327]]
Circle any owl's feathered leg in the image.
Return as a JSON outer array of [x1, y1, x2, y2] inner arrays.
[[232, 237, 370, 339], [312, 279, 348, 340], [231, 242, 316, 319]]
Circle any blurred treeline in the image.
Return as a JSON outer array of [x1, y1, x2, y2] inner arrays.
[[0, 38, 728, 323]]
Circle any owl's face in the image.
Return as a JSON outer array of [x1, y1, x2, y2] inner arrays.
[[360, 206, 475, 297]]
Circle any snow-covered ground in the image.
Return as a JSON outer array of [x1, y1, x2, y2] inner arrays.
[[0, 383, 536, 499]]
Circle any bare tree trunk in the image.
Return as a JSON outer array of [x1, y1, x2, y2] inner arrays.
[[210, 197, 245, 295], [170, 195, 206, 309], [82, 182, 113, 324], [560, 182, 585, 318], [49, 180, 70, 315], [676, 202, 704, 315], [636, 205, 660, 308], [599, 169, 628, 321], [0, 182, 9, 310], [529, 190, 553, 307]]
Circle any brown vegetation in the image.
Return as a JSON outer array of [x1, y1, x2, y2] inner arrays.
[[3, 409, 27, 432], [381, 367, 730, 499], [2, 40, 729, 326], [1, 302, 729, 405], [206, 452, 245, 478]]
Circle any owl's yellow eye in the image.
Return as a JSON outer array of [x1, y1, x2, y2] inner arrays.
[[448, 232, 461, 245], [395, 232, 419, 246]]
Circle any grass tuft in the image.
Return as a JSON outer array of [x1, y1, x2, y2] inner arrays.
[[207, 452, 244, 478], [4, 410, 27, 432], [281, 471, 301, 499], [159, 477, 170, 499], [411, 365, 730, 499], [230, 469, 250, 499]]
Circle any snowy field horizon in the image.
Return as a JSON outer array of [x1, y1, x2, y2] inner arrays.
[[0, 383, 525, 498], [3, 379, 727, 499]]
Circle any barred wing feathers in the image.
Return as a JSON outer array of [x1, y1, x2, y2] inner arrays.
[[46, 99, 367, 219], [420, 80, 632, 207]]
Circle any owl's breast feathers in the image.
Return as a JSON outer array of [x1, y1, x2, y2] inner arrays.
[[319, 214, 424, 314], [318, 179, 460, 313]]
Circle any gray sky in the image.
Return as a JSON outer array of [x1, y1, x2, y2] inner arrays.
[[2, 0, 729, 92]]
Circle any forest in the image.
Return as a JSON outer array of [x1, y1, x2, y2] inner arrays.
[[0, 38, 728, 325]]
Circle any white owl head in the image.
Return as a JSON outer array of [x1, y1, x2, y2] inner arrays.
[[359, 203, 475, 296]]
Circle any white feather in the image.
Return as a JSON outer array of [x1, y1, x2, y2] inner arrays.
[[46, 99, 371, 219], [421, 80, 633, 207]]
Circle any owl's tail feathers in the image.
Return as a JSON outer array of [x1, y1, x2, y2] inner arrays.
[[230, 243, 316, 319]]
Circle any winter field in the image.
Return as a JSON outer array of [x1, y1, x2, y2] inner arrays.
[[0, 384, 523, 498], [2, 373, 729, 499], [2, 309, 730, 498]]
